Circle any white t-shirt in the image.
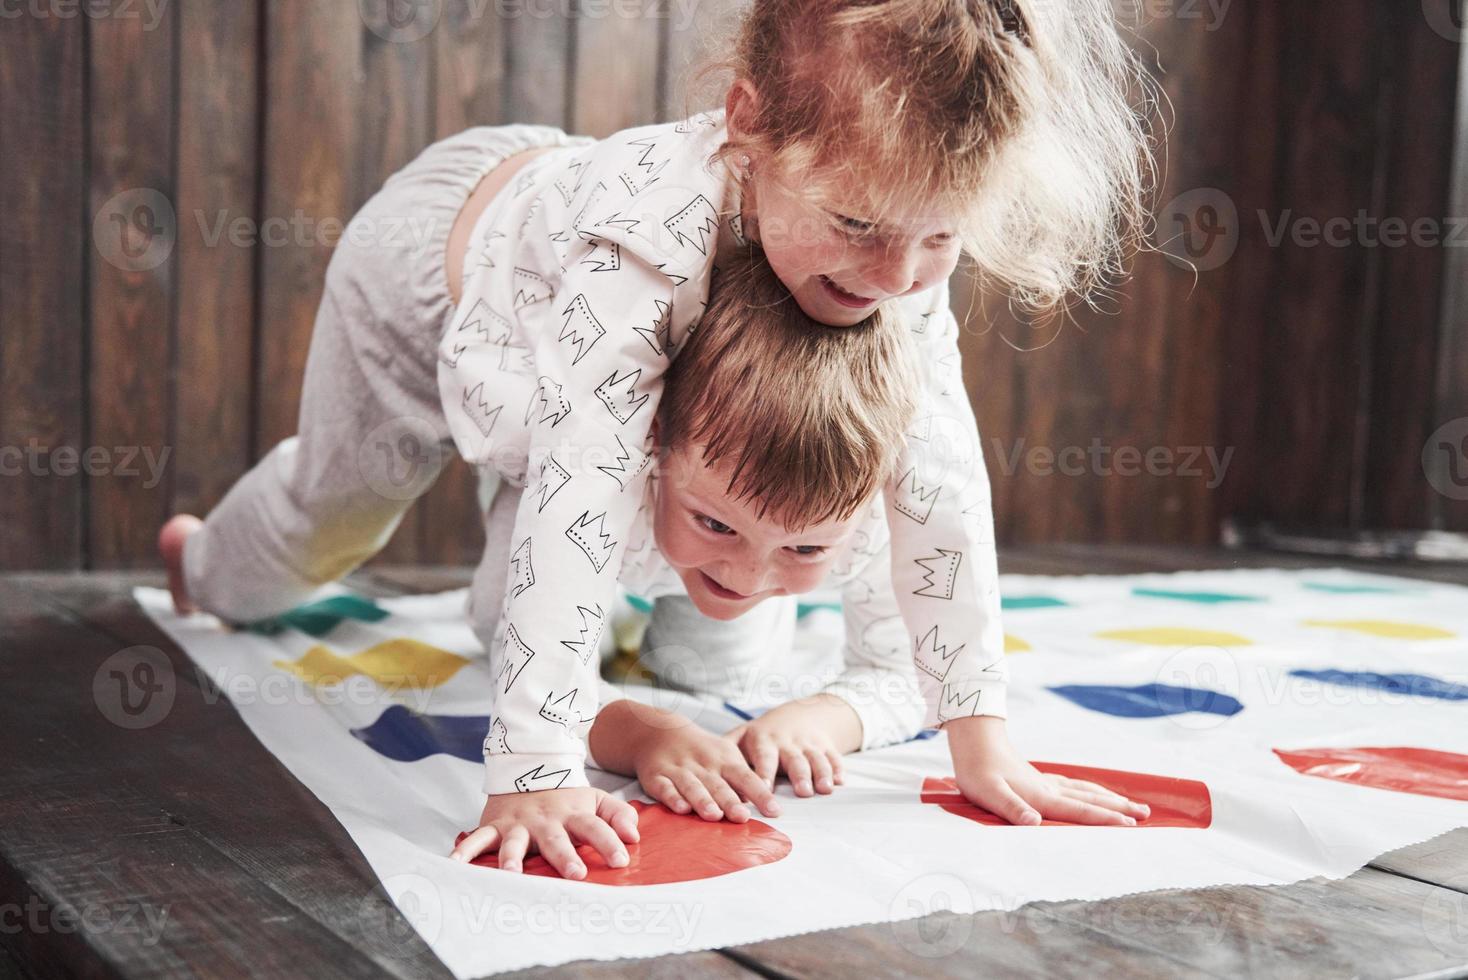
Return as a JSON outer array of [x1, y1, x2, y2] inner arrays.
[[439, 109, 1006, 795]]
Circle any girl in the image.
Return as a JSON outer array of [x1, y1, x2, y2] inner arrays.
[[162, 0, 1153, 879]]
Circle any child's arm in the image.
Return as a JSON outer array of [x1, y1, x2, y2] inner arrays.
[[888, 281, 1147, 826], [726, 532, 929, 795], [587, 697, 782, 821]]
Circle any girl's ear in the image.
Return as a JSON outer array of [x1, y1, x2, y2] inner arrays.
[[724, 78, 759, 142]]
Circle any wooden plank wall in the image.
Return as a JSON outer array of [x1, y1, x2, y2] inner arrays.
[[0, 0, 1463, 570]]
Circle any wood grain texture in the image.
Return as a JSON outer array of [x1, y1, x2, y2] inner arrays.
[[1358, 4, 1461, 533], [255, 0, 362, 452], [3, 551, 1467, 977], [571, 0, 661, 137], [504, 2, 571, 126], [0, 12, 86, 569], [1433, 27, 1468, 534], [87, 4, 177, 567], [173, 0, 260, 520], [3, 0, 1466, 570]]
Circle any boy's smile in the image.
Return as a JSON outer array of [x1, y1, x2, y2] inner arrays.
[[650, 435, 869, 621]]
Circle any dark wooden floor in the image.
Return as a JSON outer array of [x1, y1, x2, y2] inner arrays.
[[2, 545, 1466, 979]]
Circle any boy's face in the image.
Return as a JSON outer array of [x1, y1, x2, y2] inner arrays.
[[652, 440, 871, 621]]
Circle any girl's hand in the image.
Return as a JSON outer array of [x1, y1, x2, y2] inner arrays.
[[635, 722, 783, 822], [724, 694, 861, 798], [450, 787, 639, 880], [944, 716, 1151, 826]]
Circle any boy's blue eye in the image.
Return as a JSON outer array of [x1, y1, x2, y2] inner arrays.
[[789, 545, 826, 556], [699, 515, 733, 535]]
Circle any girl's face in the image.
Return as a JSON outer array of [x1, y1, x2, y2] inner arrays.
[[727, 82, 964, 327], [651, 439, 868, 621]]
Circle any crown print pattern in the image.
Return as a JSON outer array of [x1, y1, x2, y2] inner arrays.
[[436, 112, 1007, 795]]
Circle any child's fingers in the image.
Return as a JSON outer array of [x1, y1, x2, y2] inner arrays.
[[827, 750, 845, 786], [596, 792, 643, 843], [746, 738, 780, 787], [450, 824, 501, 862], [1060, 786, 1150, 819], [1038, 793, 1135, 827], [976, 780, 1041, 826], [807, 751, 835, 794], [566, 813, 631, 869], [724, 765, 782, 818], [1059, 779, 1150, 818], [781, 749, 814, 796], [704, 776, 750, 822], [534, 824, 588, 880], [671, 770, 723, 820], [645, 774, 693, 814], [497, 826, 531, 872]]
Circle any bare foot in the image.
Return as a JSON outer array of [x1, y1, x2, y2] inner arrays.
[[158, 514, 203, 614]]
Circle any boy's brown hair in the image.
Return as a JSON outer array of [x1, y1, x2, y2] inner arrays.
[[658, 246, 919, 531]]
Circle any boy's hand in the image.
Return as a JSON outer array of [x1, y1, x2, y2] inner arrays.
[[450, 787, 639, 880], [944, 716, 1151, 826], [725, 694, 861, 797], [635, 720, 783, 823]]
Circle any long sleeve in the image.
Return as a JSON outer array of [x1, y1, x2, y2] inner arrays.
[[442, 124, 726, 795], [819, 529, 929, 751], [883, 278, 1008, 727]]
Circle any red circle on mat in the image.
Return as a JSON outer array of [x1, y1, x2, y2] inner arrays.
[[454, 800, 792, 885], [1273, 745, 1468, 802], [921, 761, 1213, 828]]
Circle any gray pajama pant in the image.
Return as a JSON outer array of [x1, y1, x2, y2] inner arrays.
[[182, 124, 791, 675]]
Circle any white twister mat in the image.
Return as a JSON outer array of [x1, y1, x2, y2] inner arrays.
[[135, 566, 1468, 976]]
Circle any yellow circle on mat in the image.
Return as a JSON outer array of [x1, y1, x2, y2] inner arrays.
[[1094, 627, 1253, 647], [1302, 619, 1456, 640]]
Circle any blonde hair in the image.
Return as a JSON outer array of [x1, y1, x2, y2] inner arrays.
[[657, 246, 919, 531], [692, 0, 1157, 313]]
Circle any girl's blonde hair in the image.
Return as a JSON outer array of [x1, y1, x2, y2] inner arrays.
[[658, 246, 919, 531], [693, 0, 1156, 312]]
